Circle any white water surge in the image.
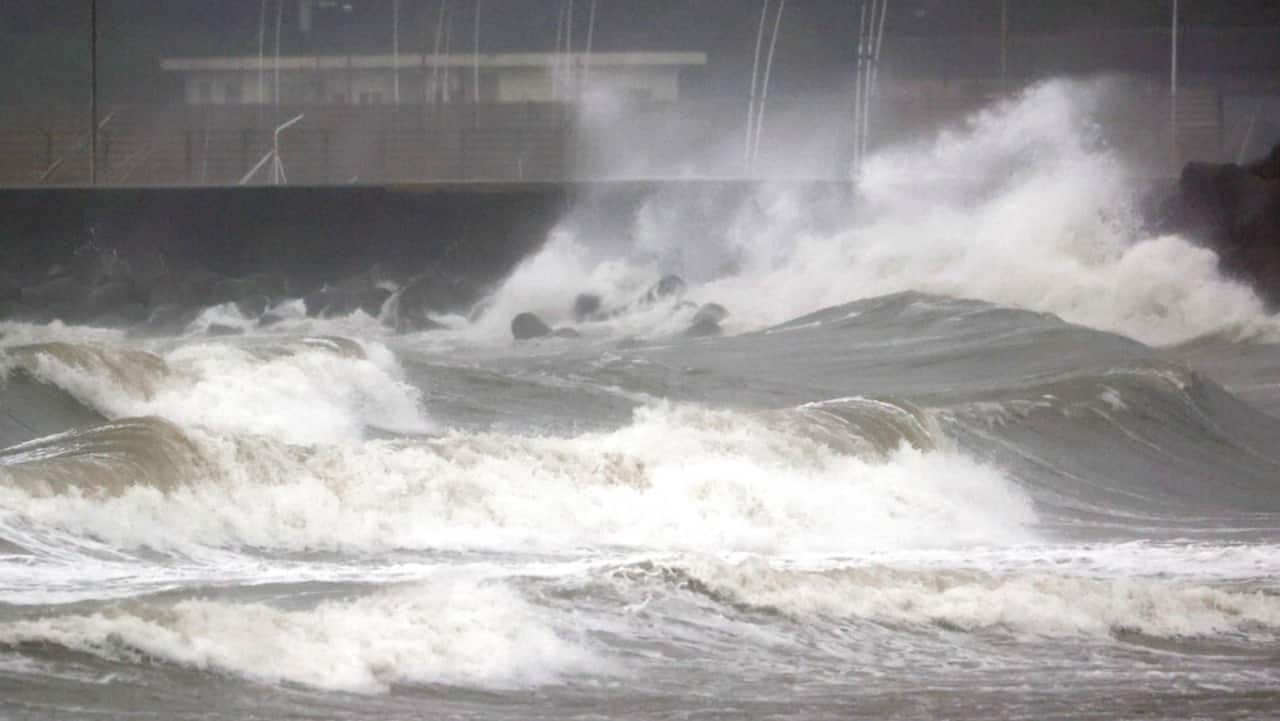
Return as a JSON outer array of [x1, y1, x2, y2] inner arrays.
[[0, 399, 1034, 553], [0, 574, 599, 693], [473, 80, 1280, 346]]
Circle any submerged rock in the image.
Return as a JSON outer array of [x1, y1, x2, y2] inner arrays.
[[573, 293, 603, 322], [130, 304, 198, 337], [383, 270, 471, 333], [642, 275, 687, 305], [511, 312, 552, 340], [684, 303, 729, 337], [205, 324, 244, 337]]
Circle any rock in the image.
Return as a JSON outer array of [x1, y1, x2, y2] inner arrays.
[[240, 272, 290, 300], [551, 327, 581, 338], [206, 323, 244, 337], [573, 293, 603, 322], [85, 279, 143, 309], [0, 276, 21, 306], [684, 303, 729, 337], [511, 312, 552, 340], [130, 304, 198, 337], [1248, 143, 1280, 180], [303, 287, 345, 317], [89, 302, 149, 328], [21, 275, 84, 307], [235, 293, 272, 318], [641, 275, 687, 305], [0, 301, 43, 323], [149, 267, 224, 309], [399, 271, 472, 314], [1176, 144, 1280, 306], [384, 270, 471, 332], [356, 287, 392, 316]]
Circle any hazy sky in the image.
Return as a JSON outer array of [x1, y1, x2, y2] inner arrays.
[[2, 0, 1278, 106]]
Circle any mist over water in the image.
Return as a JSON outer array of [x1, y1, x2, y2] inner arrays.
[[3, 77, 1280, 720], [481, 80, 1279, 346]]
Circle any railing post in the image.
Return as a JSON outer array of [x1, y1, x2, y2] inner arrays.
[[184, 130, 193, 182], [460, 127, 469, 180], [377, 128, 387, 173], [322, 130, 331, 182], [241, 128, 252, 174], [101, 130, 111, 184]]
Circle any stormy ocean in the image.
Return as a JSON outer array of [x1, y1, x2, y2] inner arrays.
[[2, 82, 1279, 720]]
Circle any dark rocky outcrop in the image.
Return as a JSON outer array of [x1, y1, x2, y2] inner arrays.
[[684, 303, 729, 337], [1173, 143, 1280, 306], [0, 184, 560, 332], [511, 312, 553, 340], [131, 304, 199, 337], [641, 275, 687, 305], [382, 270, 473, 332], [205, 324, 245, 337], [573, 293, 603, 322]]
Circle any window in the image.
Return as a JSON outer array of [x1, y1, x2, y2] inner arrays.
[[197, 80, 212, 103], [225, 81, 242, 104]]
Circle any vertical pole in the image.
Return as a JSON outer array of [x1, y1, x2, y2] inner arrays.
[[257, 0, 267, 108], [431, 1, 447, 105], [552, 0, 565, 100], [89, 0, 97, 185], [852, 0, 867, 176], [745, 0, 769, 171], [1170, 0, 1179, 169], [751, 0, 786, 171], [582, 0, 596, 93], [565, 0, 575, 98], [473, 0, 481, 103], [862, 0, 887, 166], [1000, 0, 1008, 94], [274, 0, 283, 120], [393, 0, 401, 105]]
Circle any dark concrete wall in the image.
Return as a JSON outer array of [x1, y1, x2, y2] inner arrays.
[[0, 184, 571, 287]]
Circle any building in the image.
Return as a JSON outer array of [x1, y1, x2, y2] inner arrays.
[[160, 52, 706, 106]]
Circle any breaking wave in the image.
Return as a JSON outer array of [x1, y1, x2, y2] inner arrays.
[[472, 79, 1280, 346]]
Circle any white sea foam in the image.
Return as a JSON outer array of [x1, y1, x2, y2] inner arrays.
[[0, 575, 599, 693], [474, 80, 1280, 346], [16, 338, 431, 444], [672, 556, 1280, 639], [1, 403, 1035, 553]]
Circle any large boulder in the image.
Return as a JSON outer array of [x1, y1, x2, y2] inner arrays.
[[641, 275, 687, 305], [573, 293, 603, 322], [131, 304, 199, 337], [1248, 143, 1280, 180], [511, 312, 552, 340], [1177, 144, 1280, 306], [383, 270, 472, 332], [21, 275, 84, 308], [148, 267, 225, 309], [684, 303, 728, 337]]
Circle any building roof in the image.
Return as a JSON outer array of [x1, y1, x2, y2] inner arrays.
[[161, 52, 707, 72]]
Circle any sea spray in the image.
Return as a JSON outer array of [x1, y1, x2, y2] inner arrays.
[[473, 80, 1280, 345]]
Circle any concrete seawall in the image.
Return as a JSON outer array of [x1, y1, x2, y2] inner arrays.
[[0, 181, 860, 282], [0, 184, 573, 286]]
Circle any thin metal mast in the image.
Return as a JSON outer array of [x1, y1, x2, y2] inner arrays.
[[89, 0, 97, 185], [745, 0, 770, 171], [751, 0, 787, 170]]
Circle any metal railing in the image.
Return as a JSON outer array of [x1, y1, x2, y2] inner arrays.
[[0, 86, 1243, 188]]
